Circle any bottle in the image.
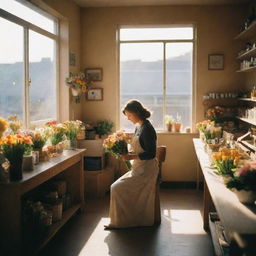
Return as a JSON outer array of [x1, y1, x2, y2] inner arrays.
[[251, 86, 256, 99]]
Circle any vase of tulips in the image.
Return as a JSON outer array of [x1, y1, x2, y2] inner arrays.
[[0, 134, 33, 181]]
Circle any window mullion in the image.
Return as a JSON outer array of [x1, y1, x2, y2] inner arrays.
[[163, 42, 167, 131], [24, 27, 29, 128]]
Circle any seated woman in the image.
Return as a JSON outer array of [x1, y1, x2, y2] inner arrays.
[[105, 100, 159, 229]]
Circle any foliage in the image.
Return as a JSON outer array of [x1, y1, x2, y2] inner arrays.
[[95, 120, 114, 136], [226, 161, 256, 191]]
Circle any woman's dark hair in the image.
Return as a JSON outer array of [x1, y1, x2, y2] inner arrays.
[[122, 100, 151, 120]]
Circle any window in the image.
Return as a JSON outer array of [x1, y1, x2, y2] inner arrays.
[[119, 26, 194, 131], [0, 0, 58, 125]]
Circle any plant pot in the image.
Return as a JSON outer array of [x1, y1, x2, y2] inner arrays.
[[166, 123, 173, 132], [174, 122, 182, 132], [9, 158, 23, 181], [71, 88, 80, 97], [233, 189, 256, 204], [22, 155, 34, 171]]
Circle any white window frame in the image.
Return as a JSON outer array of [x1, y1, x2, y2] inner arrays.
[[0, 4, 59, 127], [118, 25, 196, 132]]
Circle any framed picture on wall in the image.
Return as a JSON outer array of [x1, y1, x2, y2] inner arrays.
[[85, 68, 103, 81], [208, 54, 224, 70], [86, 88, 103, 101]]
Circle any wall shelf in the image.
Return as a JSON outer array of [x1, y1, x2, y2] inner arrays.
[[238, 97, 256, 102], [237, 47, 256, 60], [236, 66, 256, 72], [235, 21, 256, 40], [236, 116, 256, 126]]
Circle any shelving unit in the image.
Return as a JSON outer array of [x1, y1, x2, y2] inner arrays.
[[236, 116, 256, 126], [238, 97, 256, 102], [235, 20, 256, 40], [0, 149, 86, 255], [236, 66, 256, 72], [237, 47, 256, 60]]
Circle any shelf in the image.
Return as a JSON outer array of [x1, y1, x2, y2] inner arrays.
[[236, 66, 256, 72], [238, 97, 256, 102], [237, 47, 256, 60], [236, 116, 256, 126], [202, 98, 238, 107], [26, 203, 81, 254], [235, 21, 256, 40]]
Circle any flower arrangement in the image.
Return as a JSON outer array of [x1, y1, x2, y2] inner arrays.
[[206, 106, 224, 121], [30, 129, 47, 150], [165, 115, 174, 132], [212, 148, 241, 177], [8, 115, 22, 134], [0, 134, 33, 180], [196, 120, 215, 132], [50, 124, 67, 146], [63, 120, 83, 141], [103, 131, 131, 170], [226, 161, 256, 192], [0, 117, 8, 138], [95, 120, 114, 137]]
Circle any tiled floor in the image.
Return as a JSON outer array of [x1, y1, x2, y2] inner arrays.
[[39, 189, 213, 256]]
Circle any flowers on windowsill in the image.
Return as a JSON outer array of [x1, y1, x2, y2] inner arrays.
[[66, 72, 93, 103], [8, 115, 22, 134], [0, 117, 8, 138]]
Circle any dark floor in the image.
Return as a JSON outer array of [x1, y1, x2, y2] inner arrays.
[[39, 189, 213, 256]]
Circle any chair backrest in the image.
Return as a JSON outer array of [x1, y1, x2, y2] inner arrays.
[[156, 146, 166, 180]]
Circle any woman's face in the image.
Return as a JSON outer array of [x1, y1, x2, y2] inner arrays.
[[124, 111, 140, 124]]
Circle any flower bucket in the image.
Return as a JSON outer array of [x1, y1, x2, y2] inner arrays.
[[166, 123, 173, 132], [233, 189, 256, 204], [9, 158, 23, 181], [22, 155, 34, 172]]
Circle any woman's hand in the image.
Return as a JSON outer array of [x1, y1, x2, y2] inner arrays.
[[121, 153, 138, 161]]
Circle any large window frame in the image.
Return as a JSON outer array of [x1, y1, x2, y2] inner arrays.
[[118, 25, 196, 132], [0, 2, 59, 127]]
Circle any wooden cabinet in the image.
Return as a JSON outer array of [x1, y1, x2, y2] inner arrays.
[[0, 149, 85, 255], [78, 139, 114, 197]]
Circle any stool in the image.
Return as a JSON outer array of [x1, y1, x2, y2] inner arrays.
[[154, 145, 166, 224]]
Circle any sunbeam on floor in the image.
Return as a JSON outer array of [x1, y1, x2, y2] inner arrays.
[[39, 189, 213, 256]]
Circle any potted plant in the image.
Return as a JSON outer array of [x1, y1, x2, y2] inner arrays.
[[165, 115, 174, 132], [226, 161, 256, 204], [95, 120, 114, 138], [0, 134, 33, 181]]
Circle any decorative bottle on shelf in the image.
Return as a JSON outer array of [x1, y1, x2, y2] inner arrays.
[[251, 86, 256, 100]]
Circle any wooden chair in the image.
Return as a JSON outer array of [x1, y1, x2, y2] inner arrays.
[[154, 145, 167, 224]]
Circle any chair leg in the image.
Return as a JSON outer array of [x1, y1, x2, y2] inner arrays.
[[154, 183, 161, 224]]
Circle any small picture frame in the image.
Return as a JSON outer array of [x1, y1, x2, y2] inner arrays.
[[86, 88, 103, 101], [69, 52, 76, 66], [85, 68, 103, 81], [208, 54, 224, 70]]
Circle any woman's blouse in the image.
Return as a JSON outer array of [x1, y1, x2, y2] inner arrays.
[[135, 119, 157, 160]]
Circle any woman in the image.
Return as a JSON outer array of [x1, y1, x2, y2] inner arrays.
[[105, 100, 159, 229]]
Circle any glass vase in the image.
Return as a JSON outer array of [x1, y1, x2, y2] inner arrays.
[[69, 139, 77, 150]]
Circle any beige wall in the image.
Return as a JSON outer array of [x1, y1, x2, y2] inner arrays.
[[41, 0, 82, 120], [80, 5, 246, 181]]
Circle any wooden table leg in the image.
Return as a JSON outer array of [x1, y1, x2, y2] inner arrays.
[[203, 179, 211, 231]]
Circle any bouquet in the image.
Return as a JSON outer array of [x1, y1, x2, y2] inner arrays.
[[30, 129, 47, 150], [63, 120, 83, 141], [8, 115, 22, 134], [226, 161, 256, 192], [103, 131, 132, 170], [206, 106, 224, 121], [212, 148, 241, 178], [0, 117, 8, 138], [45, 121, 66, 146]]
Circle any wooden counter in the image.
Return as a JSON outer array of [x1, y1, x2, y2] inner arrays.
[[0, 149, 86, 255], [193, 139, 256, 238]]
